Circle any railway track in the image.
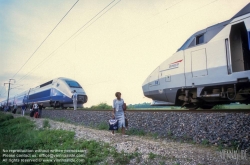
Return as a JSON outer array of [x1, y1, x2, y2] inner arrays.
[[46, 109, 250, 113]]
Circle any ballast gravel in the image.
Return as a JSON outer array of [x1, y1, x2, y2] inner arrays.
[[11, 113, 250, 165]]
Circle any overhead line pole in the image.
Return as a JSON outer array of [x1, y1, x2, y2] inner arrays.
[[4, 79, 15, 107]]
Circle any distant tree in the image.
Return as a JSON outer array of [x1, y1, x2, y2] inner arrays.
[[90, 103, 112, 110], [127, 103, 151, 109]]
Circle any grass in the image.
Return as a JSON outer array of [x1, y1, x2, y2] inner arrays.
[[148, 152, 157, 159], [54, 117, 71, 123], [87, 121, 109, 130], [0, 112, 140, 165], [96, 122, 109, 130], [213, 105, 226, 109], [126, 128, 146, 136], [201, 139, 209, 145], [174, 163, 180, 165], [0, 112, 13, 122], [167, 130, 173, 136], [43, 119, 51, 128]]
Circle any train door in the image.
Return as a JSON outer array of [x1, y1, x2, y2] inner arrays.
[[229, 22, 250, 72], [184, 34, 208, 87]]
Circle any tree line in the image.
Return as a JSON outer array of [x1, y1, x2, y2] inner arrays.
[[88, 102, 152, 110]]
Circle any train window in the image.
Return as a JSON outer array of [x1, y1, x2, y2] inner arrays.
[[188, 38, 195, 47], [40, 80, 53, 88], [177, 37, 192, 51], [65, 81, 82, 88], [196, 34, 204, 45]]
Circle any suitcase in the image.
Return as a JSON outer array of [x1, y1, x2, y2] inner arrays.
[[30, 110, 35, 117], [109, 119, 118, 130], [12, 109, 17, 114], [34, 112, 39, 118]]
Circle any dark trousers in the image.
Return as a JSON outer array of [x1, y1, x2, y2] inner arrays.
[[38, 109, 42, 118], [34, 109, 38, 113]]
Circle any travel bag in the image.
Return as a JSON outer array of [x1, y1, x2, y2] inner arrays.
[[12, 109, 17, 114], [109, 119, 118, 130], [30, 110, 34, 117], [34, 112, 39, 118]]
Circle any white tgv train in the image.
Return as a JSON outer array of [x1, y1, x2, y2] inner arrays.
[[142, 3, 250, 109], [0, 77, 87, 109]]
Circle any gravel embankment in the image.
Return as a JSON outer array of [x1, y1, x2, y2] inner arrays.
[[40, 109, 250, 151], [11, 113, 250, 165]]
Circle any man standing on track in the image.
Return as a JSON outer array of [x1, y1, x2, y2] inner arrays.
[[72, 90, 78, 110], [21, 103, 27, 116]]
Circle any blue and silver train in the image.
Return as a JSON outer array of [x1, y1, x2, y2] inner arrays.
[[0, 77, 88, 109]]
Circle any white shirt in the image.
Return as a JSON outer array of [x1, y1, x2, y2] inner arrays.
[[33, 104, 38, 109], [72, 92, 78, 100], [113, 99, 124, 112]]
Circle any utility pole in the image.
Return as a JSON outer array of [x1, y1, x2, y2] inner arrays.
[[4, 79, 15, 107]]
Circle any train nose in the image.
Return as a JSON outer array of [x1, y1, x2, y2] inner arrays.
[[84, 95, 88, 103], [77, 95, 88, 103], [142, 77, 149, 96]]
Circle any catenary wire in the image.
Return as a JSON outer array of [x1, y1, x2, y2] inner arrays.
[[7, 0, 121, 98], [116, 0, 219, 47], [4, 0, 216, 98], [18, 0, 217, 89], [15, 0, 120, 85], [166, 0, 185, 10], [11, 0, 80, 80]]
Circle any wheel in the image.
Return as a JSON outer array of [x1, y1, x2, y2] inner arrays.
[[184, 103, 199, 110], [61, 103, 66, 109], [53, 101, 58, 109], [200, 105, 214, 109]]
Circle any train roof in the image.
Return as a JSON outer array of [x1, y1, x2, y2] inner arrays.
[[177, 3, 250, 52], [57, 77, 79, 81], [36, 77, 78, 88], [232, 2, 250, 19]]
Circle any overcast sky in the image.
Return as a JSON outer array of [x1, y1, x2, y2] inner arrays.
[[0, 0, 249, 107]]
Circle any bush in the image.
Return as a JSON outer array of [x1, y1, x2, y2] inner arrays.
[[0, 112, 14, 123], [90, 103, 112, 110]]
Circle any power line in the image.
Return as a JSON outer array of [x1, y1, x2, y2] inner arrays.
[[16, 0, 120, 85], [166, 0, 185, 10], [72, 0, 121, 40], [114, 0, 219, 47], [11, 0, 80, 79], [108, 0, 186, 42]]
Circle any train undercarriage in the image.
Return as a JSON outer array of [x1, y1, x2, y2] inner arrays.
[[176, 81, 250, 109]]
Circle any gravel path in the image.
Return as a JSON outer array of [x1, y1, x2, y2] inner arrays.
[[11, 113, 250, 165]]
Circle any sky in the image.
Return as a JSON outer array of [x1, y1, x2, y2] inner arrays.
[[0, 0, 249, 107]]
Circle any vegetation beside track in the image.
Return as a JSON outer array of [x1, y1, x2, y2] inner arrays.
[[0, 112, 139, 165]]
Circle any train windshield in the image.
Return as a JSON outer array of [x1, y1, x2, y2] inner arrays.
[[65, 80, 82, 88], [177, 36, 193, 51]]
